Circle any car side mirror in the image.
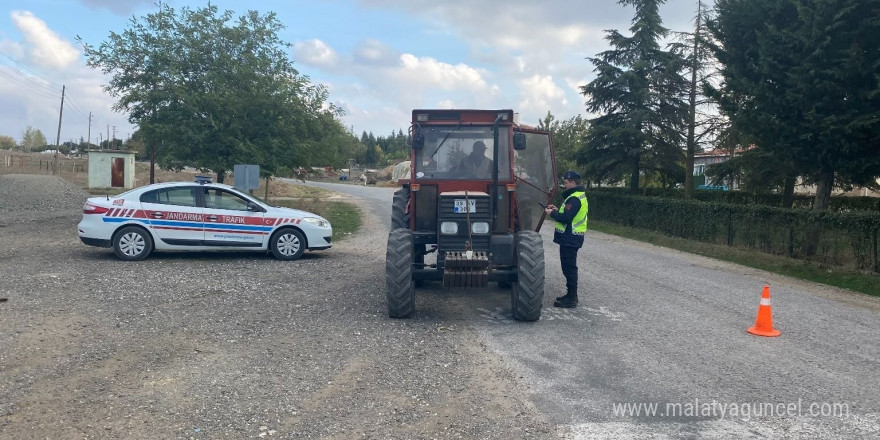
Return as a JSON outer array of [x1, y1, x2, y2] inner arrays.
[[513, 132, 526, 150], [247, 202, 264, 212]]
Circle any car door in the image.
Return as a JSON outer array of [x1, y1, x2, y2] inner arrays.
[[139, 186, 204, 246], [200, 187, 267, 247]]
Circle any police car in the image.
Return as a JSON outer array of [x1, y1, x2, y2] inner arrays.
[[77, 177, 332, 261]]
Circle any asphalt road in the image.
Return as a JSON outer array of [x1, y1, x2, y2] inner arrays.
[[295, 179, 880, 438]]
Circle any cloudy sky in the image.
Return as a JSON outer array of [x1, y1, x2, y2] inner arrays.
[[0, 0, 704, 146]]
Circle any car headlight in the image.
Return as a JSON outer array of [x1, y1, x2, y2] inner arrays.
[[440, 221, 458, 234], [302, 217, 330, 228], [471, 222, 490, 234]]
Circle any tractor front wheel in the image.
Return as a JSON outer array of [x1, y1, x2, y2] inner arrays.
[[511, 230, 544, 321], [391, 188, 410, 229], [386, 228, 415, 318]]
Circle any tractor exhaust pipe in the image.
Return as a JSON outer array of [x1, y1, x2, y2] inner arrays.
[[491, 114, 503, 224]]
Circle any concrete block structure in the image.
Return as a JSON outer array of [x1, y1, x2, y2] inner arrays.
[[87, 149, 136, 189]]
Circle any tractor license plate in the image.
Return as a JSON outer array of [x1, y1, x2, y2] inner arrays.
[[454, 199, 476, 213]]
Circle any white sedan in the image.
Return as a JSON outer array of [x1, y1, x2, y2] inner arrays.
[[77, 178, 332, 261]]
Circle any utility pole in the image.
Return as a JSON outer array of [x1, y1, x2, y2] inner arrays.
[[87, 112, 92, 149], [54, 84, 65, 175], [107, 125, 110, 149], [112, 126, 116, 145]]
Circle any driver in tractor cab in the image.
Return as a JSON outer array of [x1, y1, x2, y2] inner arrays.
[[455, 140, 493, 178]]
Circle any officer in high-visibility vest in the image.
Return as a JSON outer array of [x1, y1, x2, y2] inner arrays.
[[544, 170, 588, 308]]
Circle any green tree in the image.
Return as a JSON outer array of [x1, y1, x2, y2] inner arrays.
[[0, 135, 15, 150], [709, 0, 880, 210], [538, 111, 589, 182], [22, 126, 47, 152], [674, 0, 721, 198], [580, 0, 689, 192], [78, 3, 341, 183]]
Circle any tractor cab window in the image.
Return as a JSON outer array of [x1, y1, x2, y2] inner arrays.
[[414, 126, 510, 180], [514, 132, 555, 231]]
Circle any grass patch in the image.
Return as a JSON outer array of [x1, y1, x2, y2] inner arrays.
[[271, 198, 362, 242], [591, 220, 880, 297]]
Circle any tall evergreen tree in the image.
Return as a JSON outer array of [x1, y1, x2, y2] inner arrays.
[[709, 0, 880, 210], [580, 0, 689, 192]]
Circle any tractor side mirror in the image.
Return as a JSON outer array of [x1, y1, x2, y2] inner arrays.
[[412, 133, 425, 150], [513, 132, 526, 150]]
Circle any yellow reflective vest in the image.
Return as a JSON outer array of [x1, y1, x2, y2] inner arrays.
[[555, 190, 588, 235]]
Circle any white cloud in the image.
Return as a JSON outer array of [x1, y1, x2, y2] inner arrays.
[[11, 11, 79, 70], [517, 75, 567, 115], [564, 77, 587, 96], [348, 0, 700, 130], [0, 39, 24, 58], [353, 39, 398, 67], [292, 39, 339, 70], [395, 54, 488, 91], [0, 11, 134, 143]]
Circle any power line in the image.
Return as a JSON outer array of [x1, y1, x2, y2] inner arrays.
[[0, 52, 65, 90], [0, 64, 60, 100], [0, 52, 135, 142]]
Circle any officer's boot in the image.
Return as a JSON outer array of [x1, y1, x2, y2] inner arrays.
[[553, 291, 578, 308]]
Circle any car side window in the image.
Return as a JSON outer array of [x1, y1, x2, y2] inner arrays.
[[203, 188, 250, 211], [140, 188, 197, 207]]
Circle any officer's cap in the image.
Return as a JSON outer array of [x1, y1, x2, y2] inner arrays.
[[563, 170, 581, 180]]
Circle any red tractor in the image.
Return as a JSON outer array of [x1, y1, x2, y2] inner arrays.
[[386, 109, 557, 321]]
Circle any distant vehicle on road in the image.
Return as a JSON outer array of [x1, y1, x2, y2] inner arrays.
[[78, 177, 332, 261]]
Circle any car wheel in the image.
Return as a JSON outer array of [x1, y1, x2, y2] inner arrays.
[[113, 226, 153, 261], [270, 228, 306, 261]]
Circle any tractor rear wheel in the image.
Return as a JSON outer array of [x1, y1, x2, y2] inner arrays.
[[386, 228, 415, 318], [511, 230, 544, 321], [391, 188, 410, 229]]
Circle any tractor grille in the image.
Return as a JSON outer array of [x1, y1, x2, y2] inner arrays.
[[437, 194, 491, 262]]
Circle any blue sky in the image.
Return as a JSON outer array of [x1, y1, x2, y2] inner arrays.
[[0, 0, 702, 146]]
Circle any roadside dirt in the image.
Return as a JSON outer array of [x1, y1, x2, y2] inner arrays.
[[0, 174, 552, 439]]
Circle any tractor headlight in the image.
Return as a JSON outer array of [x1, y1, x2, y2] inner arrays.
[[471, 222, 490, 234], [440, 221, 458, 235]]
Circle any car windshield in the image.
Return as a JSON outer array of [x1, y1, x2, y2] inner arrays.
[[413, 125, 510, 180]]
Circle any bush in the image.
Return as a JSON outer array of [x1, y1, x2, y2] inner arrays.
[[586, 191, 880, 272]]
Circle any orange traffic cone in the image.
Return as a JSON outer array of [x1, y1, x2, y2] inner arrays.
[[747, 285, 780, 337]]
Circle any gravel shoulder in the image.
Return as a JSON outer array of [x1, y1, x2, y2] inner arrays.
[[0, 174, 551, 439]]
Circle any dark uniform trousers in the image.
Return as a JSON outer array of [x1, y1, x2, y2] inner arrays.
[[560, 245, 579, 296]]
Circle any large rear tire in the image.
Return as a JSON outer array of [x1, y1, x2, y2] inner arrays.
[[386, 228, 415, 318], [511, 230, 544, 321], [391, 188, 410, 230]]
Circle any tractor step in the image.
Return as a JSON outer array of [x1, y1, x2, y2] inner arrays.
[[443, 251, 490, 288]]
